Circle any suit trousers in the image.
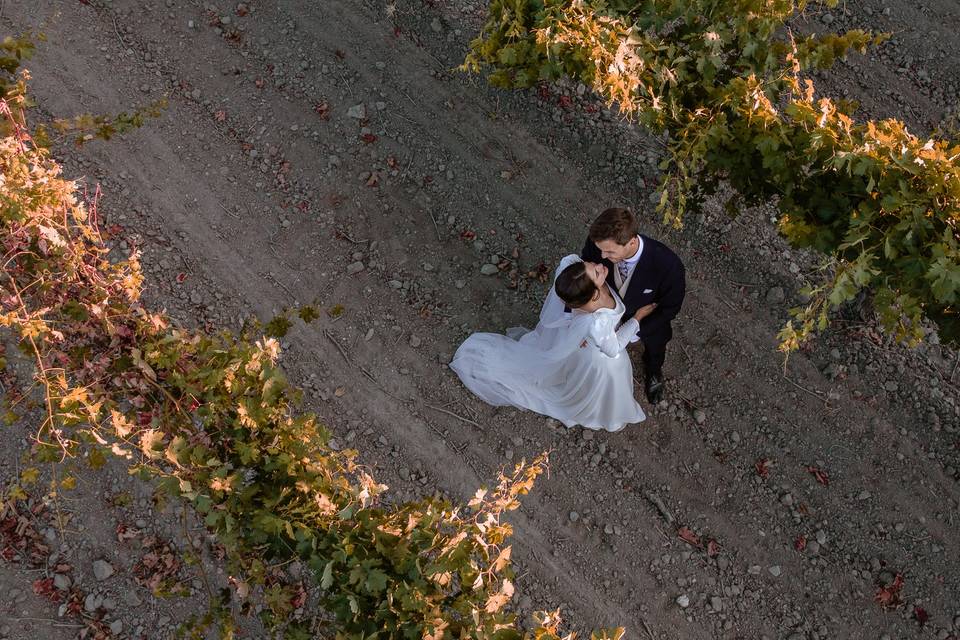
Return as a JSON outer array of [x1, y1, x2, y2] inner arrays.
[[640, 325, 672, 377]]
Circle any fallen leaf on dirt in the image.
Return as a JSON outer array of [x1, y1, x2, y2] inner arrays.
[[360, 133, 378, 144], [755, 458, 771, 478], [32, 577, 61, 602], [460, 230, 476, 241], [386, 155, 398, 168], [314, 102, 330, 119], [175, 272, 187, 283], [794, 535, 807, 551], [805, 465, 830, 486], [214, 110, 227, 122], [874, 573, 904, 608], [290, 582, 307, 609], [914, 605, 928, 626], [707, 539, 720, 558], [334, 386, 346, 397], [677, 526, 701, 548], [116, 523, 141, 542], [557, 95, 573, 109], [229, 576, 250, 599]]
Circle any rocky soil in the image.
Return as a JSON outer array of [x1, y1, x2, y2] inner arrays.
[[1, 0, 959, 639]]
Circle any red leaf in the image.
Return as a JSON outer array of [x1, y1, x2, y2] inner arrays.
[[360, 133, 378, 144], [706, 539, 720, 558], [584, 103, 599, 113], [677, 526, 701, 548], [874, 573, 904, 608], [235, 4, 249, 16], [175, 272, 187, 283], [460, 230, 476, 241], [537, 85, 551, 100], [314, 102, 330, 119], [214, 110, 227, 122], [422, 175, 433, 185], [805, 465, 830, 486], [32, 577, 61, 602], [386, 155, 398, 168], [557, 95, 573, 109], [755, 458, 771, 478], [914, 606, 929, 626], [794, 535, 807, 551]]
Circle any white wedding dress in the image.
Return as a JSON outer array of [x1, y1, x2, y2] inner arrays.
[[450, 254, 646, 432]]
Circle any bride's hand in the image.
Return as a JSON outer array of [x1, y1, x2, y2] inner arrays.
[[634, 303, 657, 321]]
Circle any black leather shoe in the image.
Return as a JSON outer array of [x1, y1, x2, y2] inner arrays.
[[645, 373, 665, 405]]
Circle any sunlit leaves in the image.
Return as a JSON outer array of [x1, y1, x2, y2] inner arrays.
[[468, 0, 960, 348]]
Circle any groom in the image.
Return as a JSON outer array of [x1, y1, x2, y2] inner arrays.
[[581, 207, 686, 404]]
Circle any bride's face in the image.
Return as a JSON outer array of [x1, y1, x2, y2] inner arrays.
[[583, 261, 608, 290]]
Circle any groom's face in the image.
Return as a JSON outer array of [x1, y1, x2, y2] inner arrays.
[[595, 236, 639, 263]]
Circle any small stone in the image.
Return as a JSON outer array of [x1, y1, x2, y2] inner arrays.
[[780, 493, 794, 507], [675, 594, 690, 608], [109, 620, 123, 635], [409, 335, 422, 348], [430, 18, 443, 33], [748, 564, 762, 575], [84, 592, 102, 612], [766, 286, 785, 304], [857, 490, 871, 500], [768, 565, 782, 577], [710, 596, 724, 611], [480, 263, 499, 276], [568, 511, 580, 522], [92, 559, 114, 581], [53, 574, 71, 590], [807, 540, 821, 555], [347, 104, 367, 120], [346, 261, 365, 275], [693, 409, 706, 425]]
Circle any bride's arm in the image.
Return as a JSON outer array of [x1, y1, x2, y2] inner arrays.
[[593, 318, 639, 358]]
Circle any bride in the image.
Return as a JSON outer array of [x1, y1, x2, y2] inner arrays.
[[450, 254, 654, 432]]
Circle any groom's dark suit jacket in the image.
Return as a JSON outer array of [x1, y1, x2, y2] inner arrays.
[[581, 234, 686, 345]]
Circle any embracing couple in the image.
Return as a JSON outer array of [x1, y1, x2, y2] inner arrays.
[[450, 207, 686, 432]]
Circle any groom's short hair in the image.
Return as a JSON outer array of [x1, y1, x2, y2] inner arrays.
[[589, 207, 638, 246]]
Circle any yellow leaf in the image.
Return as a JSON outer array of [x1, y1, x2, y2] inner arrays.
[[20, 467, 39, 485], [140, 429, 165, 459]]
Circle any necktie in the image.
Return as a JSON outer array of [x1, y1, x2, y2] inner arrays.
[[618, 261, 630, 282]]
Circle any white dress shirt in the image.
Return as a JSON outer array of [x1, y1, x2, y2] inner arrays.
[[613, 235, 645, 343], [613, 235, 644, 296]]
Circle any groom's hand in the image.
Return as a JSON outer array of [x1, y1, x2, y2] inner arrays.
[[633, 303, 657, 321]]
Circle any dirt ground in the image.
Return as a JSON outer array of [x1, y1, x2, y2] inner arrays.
[[2, 0, 959, 639]]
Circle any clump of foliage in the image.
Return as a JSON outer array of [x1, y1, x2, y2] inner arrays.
[[465, 0, 960, 349], [0, 45, 623, 639]]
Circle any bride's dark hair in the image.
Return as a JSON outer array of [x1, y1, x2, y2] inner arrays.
[[555, 261, 597, 308]]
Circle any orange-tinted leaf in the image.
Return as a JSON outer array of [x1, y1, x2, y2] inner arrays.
[[677, 526, 701, 548], [805, 465, 830, 486], [706, 539, 720, 558]]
